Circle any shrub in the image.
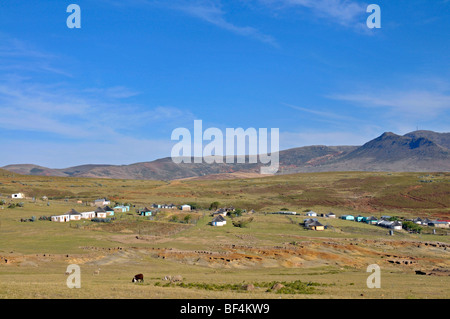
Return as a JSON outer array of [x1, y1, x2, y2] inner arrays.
[[229, 209, 243, 218], [184, 215, 192, 223], [90, 218, 112, 223], [402, 221, 422, 233], [156, 279, 323, 294], [209, 201, 220, 210], [186, 202, 199, 210], [232, 217, 254, 228]]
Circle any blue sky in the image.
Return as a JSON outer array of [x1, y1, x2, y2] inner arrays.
[[0, 0, 449, 168]]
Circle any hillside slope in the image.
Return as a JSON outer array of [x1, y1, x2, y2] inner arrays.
[[2, 130, 449, 179]]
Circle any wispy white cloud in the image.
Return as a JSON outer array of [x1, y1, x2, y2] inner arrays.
[[283, 102, 357, 122], [330, 90, 450, 119], [118, 0, 279, 46], [0, 78, 195, 166], [327, 81, 450, 134], [83, 86, 141, 99], [172, 0, 278, 46], [256, 0, 368, 28], [0, 33, 72, 77], [0, 79, 194, 139]]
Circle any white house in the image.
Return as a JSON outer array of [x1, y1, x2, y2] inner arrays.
[[306, 211, 317, 217], [95, 207, 107, 218], [80, 211, 96, 219], [51, 209, 97, 222], [51, 209, 82, 223], [391, 221, 403, 230], [11, 193, 25, 199], [114, 205, 129, 213], [429, 221, 449, 228], [67, 209, 82, 221], [212, 215, 226, 226], [181, 204, 191, 211], [51, 214, 70, 223], [93, 198, 110, 207], [378, 220, 395, 229]]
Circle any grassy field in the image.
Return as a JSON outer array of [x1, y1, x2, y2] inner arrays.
[[0, 170, 449, 299]]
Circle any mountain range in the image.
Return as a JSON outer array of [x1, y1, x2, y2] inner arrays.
[[2, 130, 450, 180]]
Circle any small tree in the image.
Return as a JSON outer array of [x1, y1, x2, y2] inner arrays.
[[209, 201, 220, 210], [402, 221, 422, 233], [184, 215, 192, 224], [186, 202, 199, 210]]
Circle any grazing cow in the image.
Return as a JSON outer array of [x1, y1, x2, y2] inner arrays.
[[132, 273, 144, 283]]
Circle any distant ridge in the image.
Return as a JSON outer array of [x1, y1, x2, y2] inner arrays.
[[2, 130, 449, 180]]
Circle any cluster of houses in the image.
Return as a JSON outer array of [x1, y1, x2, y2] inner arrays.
[[303, 212, 404, 231], [136, 203, 192, 217], [51, 204, 130, 223], [212, 207, 235, 216], [409, 217, 450, 228], [37, 195, 450, 232], [93, 198, 111, 207], [303, 218, 325, 231], [50, 200, 194, 223], [301, 210, 450, 232], [208, 206, 238, 226], [339, 214, 449, 229], [209, 207, 232, 226], [303, 211, 326, 231]]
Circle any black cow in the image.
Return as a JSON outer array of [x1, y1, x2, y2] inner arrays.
[[132, 274, 144, 283]]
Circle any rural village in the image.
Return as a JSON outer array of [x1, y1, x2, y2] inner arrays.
[[8, 192, 449, 234]]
